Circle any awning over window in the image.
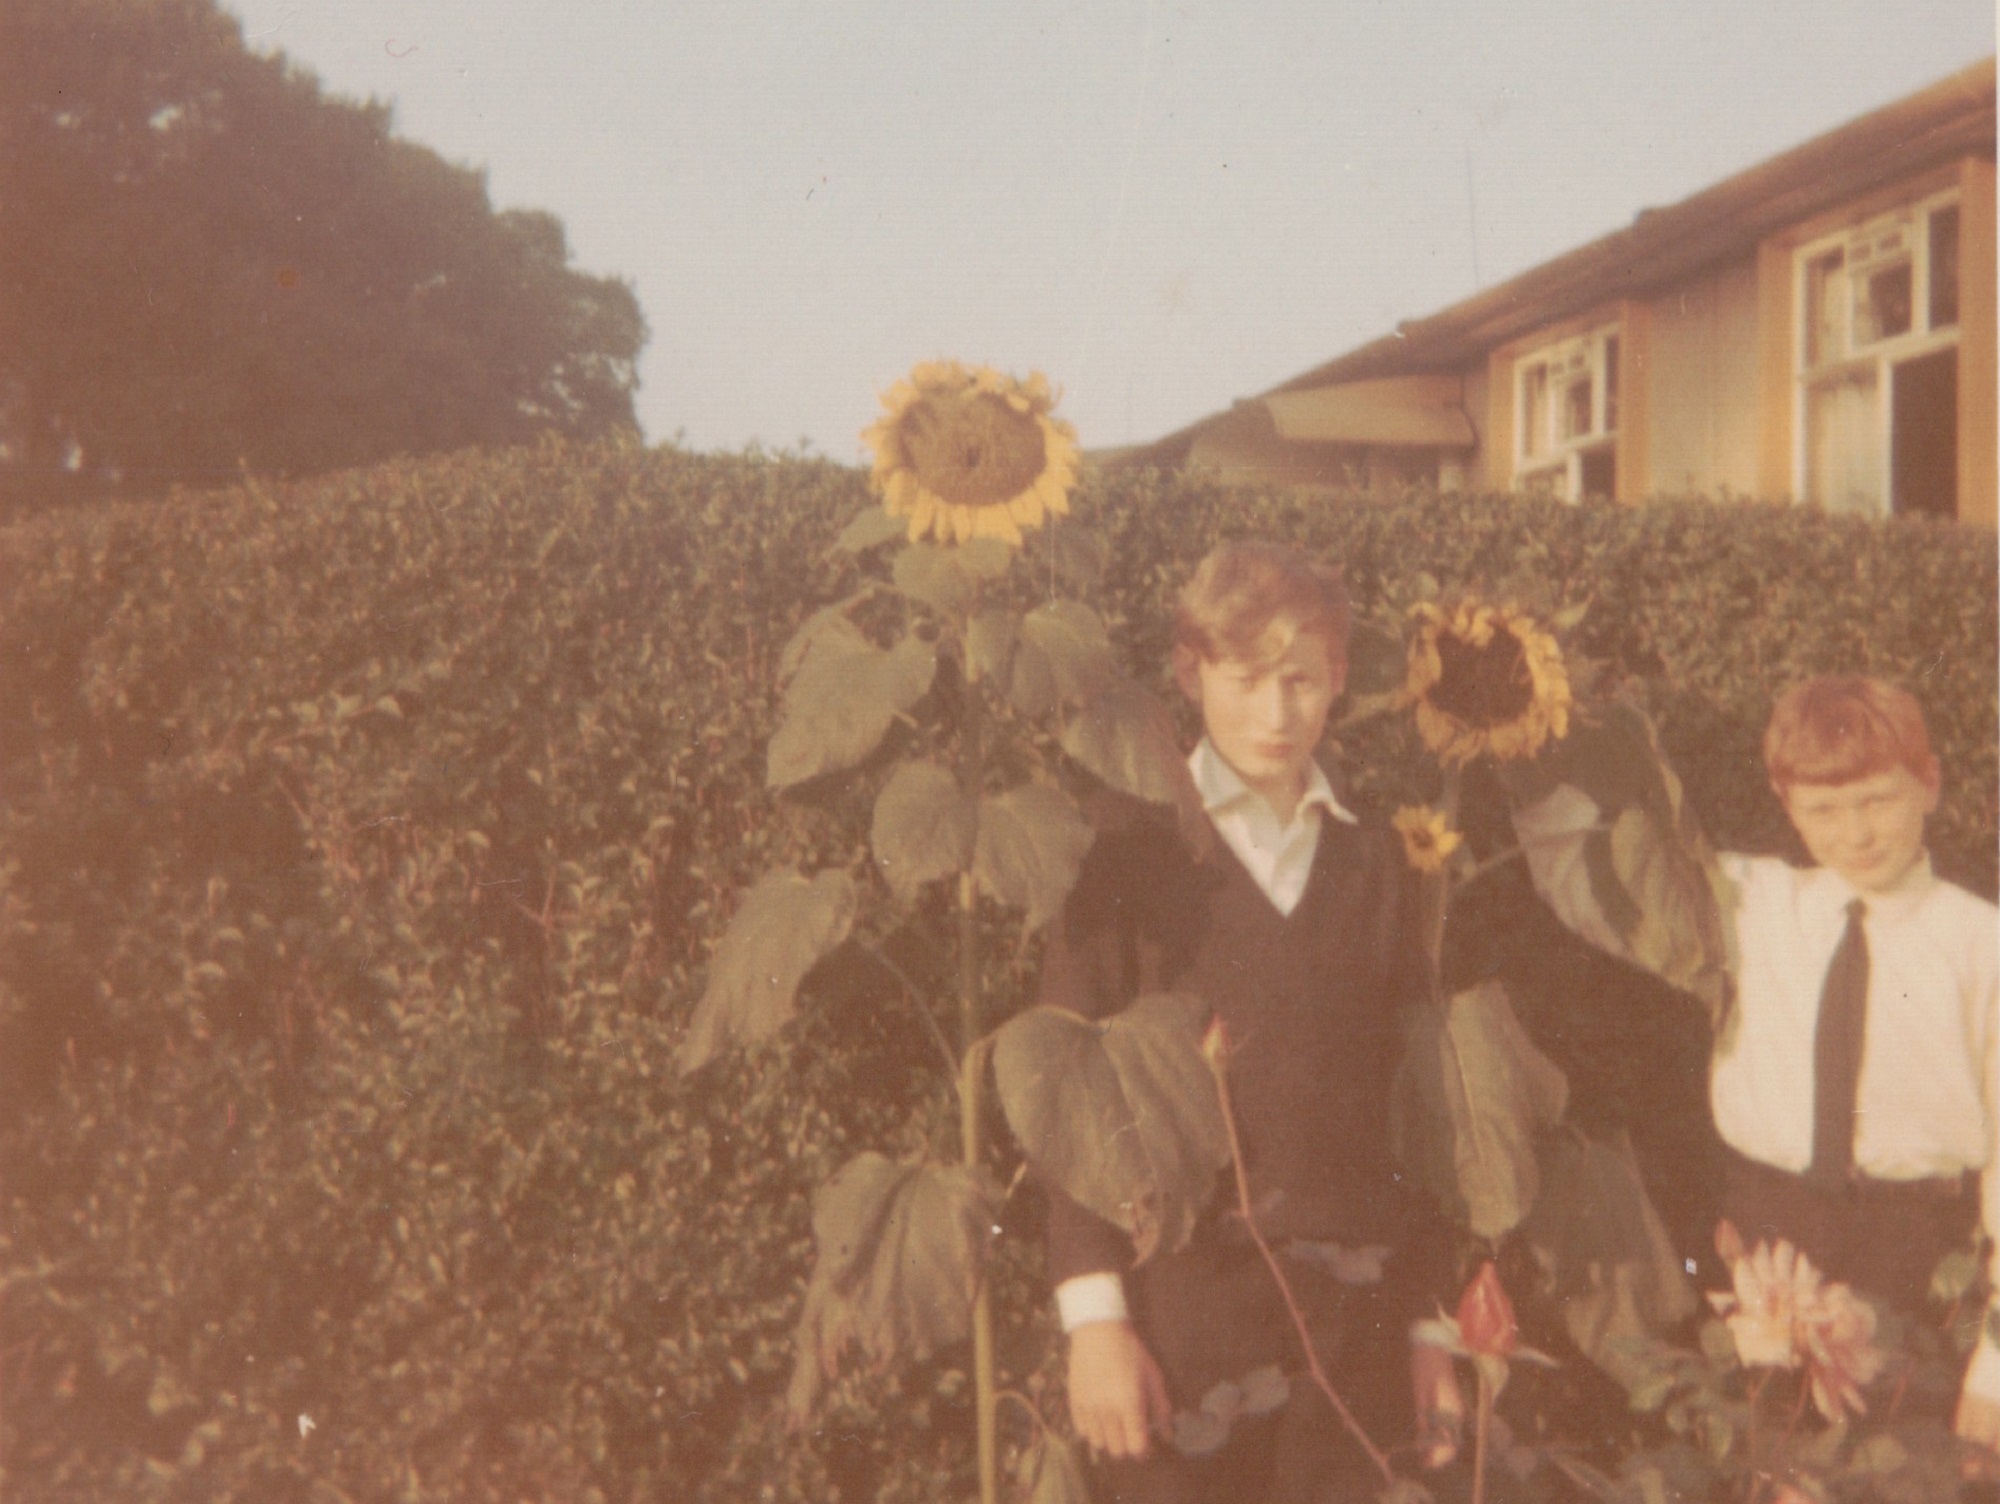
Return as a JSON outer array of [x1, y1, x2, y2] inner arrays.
[[1260, 376, 1476, 448]]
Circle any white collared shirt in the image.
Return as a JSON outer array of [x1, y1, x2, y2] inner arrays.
[[1055, 740, 1355, 1333], [1712, 852, 1996, 1183], [1188, 736, 1356, 917], [1710, 849, 2000, 1399]]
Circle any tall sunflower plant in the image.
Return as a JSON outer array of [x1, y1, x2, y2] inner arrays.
[[1346, 584, 1737, 1389], [679, 362, 1741, 1504], [678, 362, 1225, 1504], [1390, 605, 1998, 1501]]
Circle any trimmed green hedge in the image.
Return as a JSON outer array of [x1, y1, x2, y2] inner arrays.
[[1, 440, 1993, 1501]]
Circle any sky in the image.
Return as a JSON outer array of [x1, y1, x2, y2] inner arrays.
[[224, 1, 1994, 463]]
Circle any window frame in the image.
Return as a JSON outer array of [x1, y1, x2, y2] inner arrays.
[[1511, 323, 1620, 502], [1792, 188, 1961, 516]]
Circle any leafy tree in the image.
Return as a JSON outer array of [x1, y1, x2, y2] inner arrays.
[[0, 0, 645, 502]]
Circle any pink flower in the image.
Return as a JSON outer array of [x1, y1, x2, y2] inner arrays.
[[1707, 1225, 1887, 1422], [1455, 1262, 1518, 1359], [1797, 1279, 1886, 1423], [1708, 1235, 1816, 1370]]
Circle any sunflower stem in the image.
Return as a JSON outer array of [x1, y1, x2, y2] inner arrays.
[[956, 674, 999, 1504], [960, 1018, 998, 1504], [1422, 767, 1464, 1003], [1471, 1362, 1494, 1504], [1457, 843, 1527, 887], [1745, 1367, 1771, 1480]]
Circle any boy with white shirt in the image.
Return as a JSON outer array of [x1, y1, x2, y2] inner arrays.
[[1709, 676, 1999, 1454], [1035, 542, 1461, 1502]]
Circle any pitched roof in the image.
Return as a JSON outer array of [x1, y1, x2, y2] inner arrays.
[[1115, 57, 1995, 470]]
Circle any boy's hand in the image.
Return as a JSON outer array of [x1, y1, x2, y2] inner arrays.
[[1411, 1339, 1464, 1470], [1067, 1320, 1172, 1460]]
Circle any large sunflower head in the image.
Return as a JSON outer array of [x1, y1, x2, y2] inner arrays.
[[861, 361, 1080, 546], [1404, 599, 1572, 765]]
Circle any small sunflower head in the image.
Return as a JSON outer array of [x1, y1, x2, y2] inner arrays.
[[1404, 600, 1572, 766], [1392, 805, 1463, 873], [861, 361, 1080, 546]]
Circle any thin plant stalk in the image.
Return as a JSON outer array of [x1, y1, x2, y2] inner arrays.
[[1471, 1361, 1494, 1504], [1426, 767, 1463, 994], [961, 1015, 997, 1504], [1744, 1367, 1772, 1486], [957, 661, 999, 1504], [1209, 1041, 1396, 1486]]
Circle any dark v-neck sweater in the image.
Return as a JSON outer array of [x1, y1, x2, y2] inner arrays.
[[1039, 796, 1436, 1305]]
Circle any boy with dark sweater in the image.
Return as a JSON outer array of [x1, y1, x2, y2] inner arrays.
[[1040, 542, 1460, 1502]]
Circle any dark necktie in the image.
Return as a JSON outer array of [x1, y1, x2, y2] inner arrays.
[[1809, 898, 1869, 1184]]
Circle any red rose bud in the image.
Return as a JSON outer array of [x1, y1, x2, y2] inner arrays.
[[1200, 1015, 1230, 1070], [1455, 1262, 1517, 1358]]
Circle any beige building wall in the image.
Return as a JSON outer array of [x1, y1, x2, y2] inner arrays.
[[1456, 364, 1490, 488], [1642, 259, 1763, 497]]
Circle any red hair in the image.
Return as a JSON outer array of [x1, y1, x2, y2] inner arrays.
[[1173, 541, 1351, 665], [1763, 675, 1938, 791]]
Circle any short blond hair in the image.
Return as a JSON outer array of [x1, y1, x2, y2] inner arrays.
[[1763, 675, 1939, 791], [1173, 541, 1351, 665]]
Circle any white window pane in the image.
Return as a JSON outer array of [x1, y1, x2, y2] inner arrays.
[[1521, 365, 1549, 458], [1805, 252, 1845, 367], [1805, 372, 1884, 515]]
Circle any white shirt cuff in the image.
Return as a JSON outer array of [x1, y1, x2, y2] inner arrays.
[[1964, 1311, 2000, 1406], [1055, 1272, 1129, 1332]]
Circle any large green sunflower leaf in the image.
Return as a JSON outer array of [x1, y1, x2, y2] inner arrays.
[[678, 868, 858, 1074], [1391, 980, 1568, 1240], [1504, 700, 1732, 1025], [964, 607, 1018, 686], [957, 537, 1017, 579], [871, 760, 977, 903], [786, 1154, 996, 1419], [831, 505, 909, 553], [1010, 601, 1116, 718], [892, 544, 977, 619], [1520, 1128, 1697, 1377], [972, 783, 1095, 933], [768, 631, 935, 790], [777, 604, 869, 681], [992, 991, 1229, 1266], [1060, 680, 1210, 854]]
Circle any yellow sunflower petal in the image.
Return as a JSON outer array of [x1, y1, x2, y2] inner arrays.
[[1405, 596, 1573, 765], [1392, 805, 1463, 872], [858, 360, 1079, 549], [969, 498, 1015, 543]]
